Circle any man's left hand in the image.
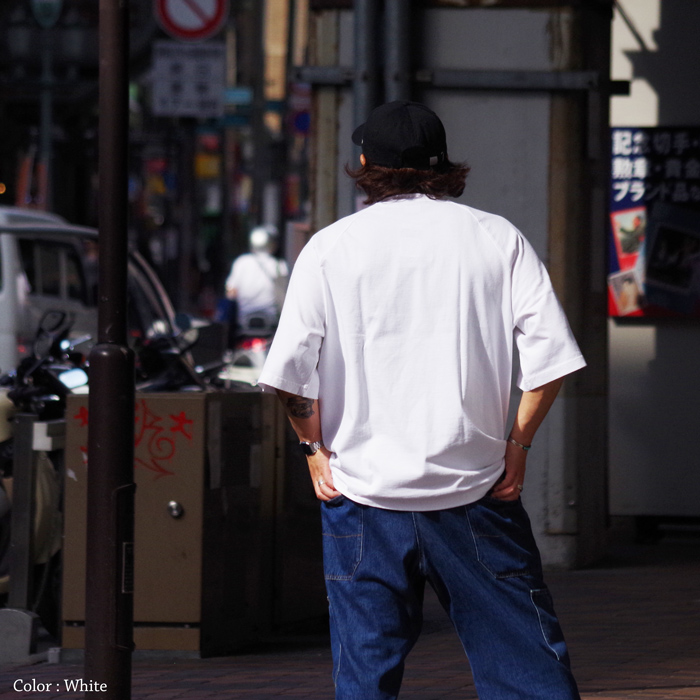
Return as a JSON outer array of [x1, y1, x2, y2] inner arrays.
[[490, 441, 527, 501]]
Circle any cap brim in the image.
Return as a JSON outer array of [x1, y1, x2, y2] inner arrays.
[[351, 123, 365, 146]]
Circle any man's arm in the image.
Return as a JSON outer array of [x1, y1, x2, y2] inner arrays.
[[490, 377, 564, 501], [276, 389, 340, 501]]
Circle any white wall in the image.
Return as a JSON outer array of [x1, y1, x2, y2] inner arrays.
[[419, 8, 553, 257], [610, 1, 660, 126]]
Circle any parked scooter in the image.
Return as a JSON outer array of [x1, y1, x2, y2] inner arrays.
[[6, 310, 88, 418], [0, 310, 88, 637], [134, 314, 229, 392], [227, 310, 277, 376]]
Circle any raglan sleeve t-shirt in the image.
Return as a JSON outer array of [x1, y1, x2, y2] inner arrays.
[[258, 197, 586, 511]]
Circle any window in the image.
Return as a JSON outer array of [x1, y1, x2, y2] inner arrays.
[[66, 254, 83, 301], [18, 239, 87, 303], [18, 240, 35, 291], [39, 245, 61, 296]]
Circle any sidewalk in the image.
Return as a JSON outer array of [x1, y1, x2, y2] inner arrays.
[[1, 524, 699, 699]]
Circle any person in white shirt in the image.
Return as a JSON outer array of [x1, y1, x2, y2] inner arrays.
[[258, 101, 585, 700], [224, 225, 289, 335]]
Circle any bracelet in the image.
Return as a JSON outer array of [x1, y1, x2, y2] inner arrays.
[[507, 436, 532, 452]]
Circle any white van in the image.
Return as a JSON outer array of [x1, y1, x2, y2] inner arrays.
[[0, 206, 177, 374]]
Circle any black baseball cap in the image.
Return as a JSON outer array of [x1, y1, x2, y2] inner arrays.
[[352, 101, 448, 170]]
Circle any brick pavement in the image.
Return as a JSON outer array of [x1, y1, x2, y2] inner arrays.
[[1, 528, 699, 699]]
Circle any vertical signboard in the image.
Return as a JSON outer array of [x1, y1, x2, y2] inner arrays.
[[609, 127, 700, 319], [152, 40, 225, 118]]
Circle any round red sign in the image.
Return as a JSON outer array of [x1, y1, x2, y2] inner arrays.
[[155, 0, 228, 42]]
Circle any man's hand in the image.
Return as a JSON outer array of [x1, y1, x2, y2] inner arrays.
[[490, 376, 565, 501], [490, 441, 527, 501], [307, 446, 341, 501], [276, 388, 342, 501]]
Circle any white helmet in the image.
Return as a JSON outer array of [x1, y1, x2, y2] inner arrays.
[[249, 225, 279, 253]]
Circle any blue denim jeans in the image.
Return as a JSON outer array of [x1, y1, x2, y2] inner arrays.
[[321, 495, 580, 700]]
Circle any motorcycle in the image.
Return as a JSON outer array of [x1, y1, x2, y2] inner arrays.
[[134, 313, 231, 392], [223, 310, 277, 384], [0, 310, 88, 637]]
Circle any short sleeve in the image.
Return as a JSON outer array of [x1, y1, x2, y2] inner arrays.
[[511, 234, 586, 391], [257, 242, 325, 398]]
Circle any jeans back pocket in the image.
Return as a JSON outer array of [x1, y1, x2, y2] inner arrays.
[[321, 495, 364, 581], [466, 497, 543, 579]]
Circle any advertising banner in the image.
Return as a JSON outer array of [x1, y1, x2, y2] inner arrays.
[[609, 127, 700, 319]]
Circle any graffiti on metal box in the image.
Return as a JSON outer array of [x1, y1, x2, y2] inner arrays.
[[72, 400, 195, 478]]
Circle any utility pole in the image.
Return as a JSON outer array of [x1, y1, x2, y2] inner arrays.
[[84, 0, 135, 697]]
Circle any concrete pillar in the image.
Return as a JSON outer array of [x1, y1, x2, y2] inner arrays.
[[540, 3, 612, 567]]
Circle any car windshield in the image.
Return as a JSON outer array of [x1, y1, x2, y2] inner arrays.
[[18, 239, 88, 303], [127, 266, 172, 341], [14, 232, 173, 343]]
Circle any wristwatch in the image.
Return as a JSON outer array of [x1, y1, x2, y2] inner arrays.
[[299, 440, 324, 456]]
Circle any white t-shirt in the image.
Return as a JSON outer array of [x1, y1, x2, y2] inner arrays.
[[225, 252, 289, 319], [258, 195, 586, 511]]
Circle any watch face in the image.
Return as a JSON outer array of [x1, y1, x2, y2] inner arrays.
[[300, 442, 315, 455]]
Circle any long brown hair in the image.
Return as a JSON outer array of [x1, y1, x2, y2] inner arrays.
[[346, 159, 470, 205]]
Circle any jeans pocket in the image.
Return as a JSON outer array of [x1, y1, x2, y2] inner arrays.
[[466, 497, 542, 579], [321, 495, 364, 581]]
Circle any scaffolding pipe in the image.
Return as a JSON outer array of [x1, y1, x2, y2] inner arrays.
[[385, 0, 411, 102], [353, 0, 378, 155]]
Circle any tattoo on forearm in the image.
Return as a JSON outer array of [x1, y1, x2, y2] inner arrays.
[[286, 396, 315, 419]]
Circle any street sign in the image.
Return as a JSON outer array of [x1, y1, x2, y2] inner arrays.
[[152, 40, 225, 118], [30, 0, 63, 29], [154, 0, 229, 42]]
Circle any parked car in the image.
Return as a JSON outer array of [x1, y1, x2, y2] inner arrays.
[[0, 206, 177, 374]]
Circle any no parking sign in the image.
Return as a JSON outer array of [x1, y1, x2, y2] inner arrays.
[[155, 0, 229, 42]]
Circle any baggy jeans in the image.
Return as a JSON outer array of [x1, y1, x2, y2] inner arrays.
[[321, 494, 581, 700]]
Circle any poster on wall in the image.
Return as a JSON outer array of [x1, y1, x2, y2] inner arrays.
[[609, 127, 700, 319]]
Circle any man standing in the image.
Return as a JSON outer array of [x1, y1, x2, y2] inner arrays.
[[258, 101, 586, 700]]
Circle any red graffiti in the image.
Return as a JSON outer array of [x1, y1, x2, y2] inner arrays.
[[74, 406, 89, 427], [134, 399, 176, 478], [134, 455, 175, 478], [75, 400, 195, 480], [169, 411, 193, 440]]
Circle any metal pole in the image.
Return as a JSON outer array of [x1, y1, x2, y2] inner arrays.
[[251, 0, 267, 224], [39, 30, 53, 210], [384, 0, 411, 102], [353, 0, 378, 209], [85, 0, 135, 697], [7, 415, 37, 611]]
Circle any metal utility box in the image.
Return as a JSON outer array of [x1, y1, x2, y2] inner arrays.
[[61, 390, 286, 656]]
